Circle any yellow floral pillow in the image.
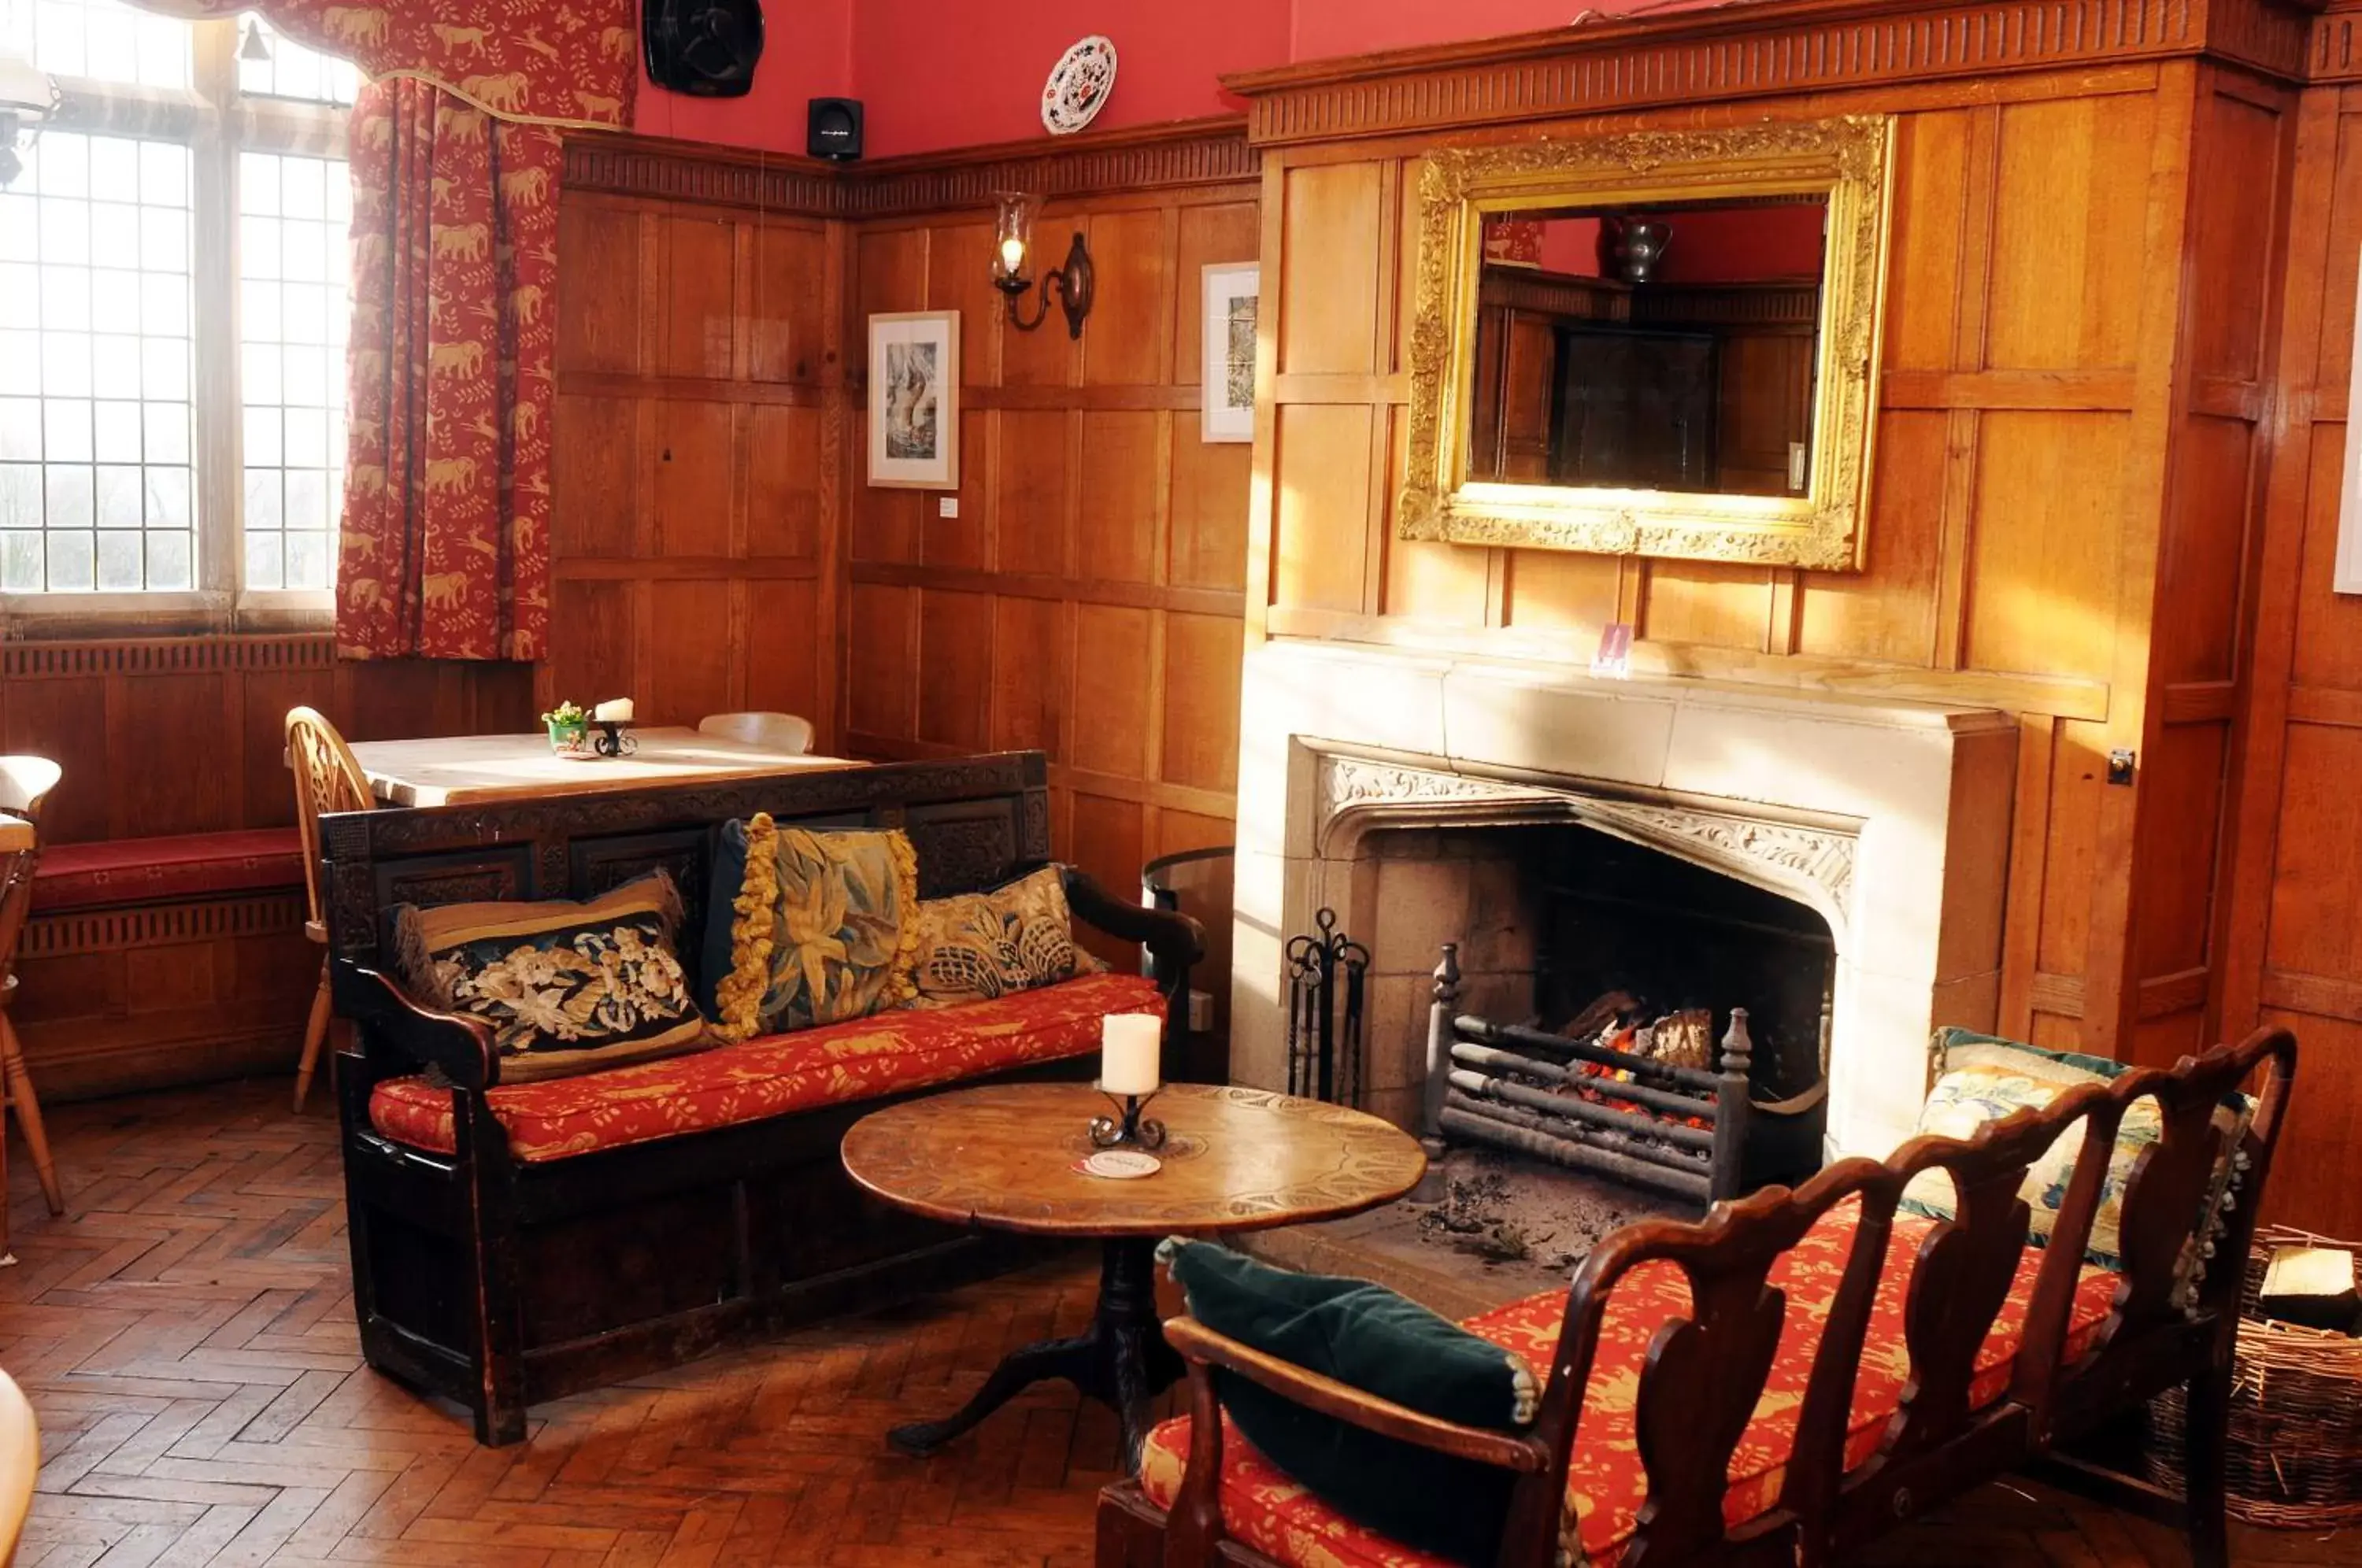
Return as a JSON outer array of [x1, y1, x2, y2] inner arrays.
[[391, 871, 709, 1083], [713, 817, 919, 1042], [905, 864, 1101, 1009]]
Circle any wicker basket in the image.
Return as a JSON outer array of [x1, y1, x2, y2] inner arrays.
[[2148, 1225, 2362, 1527]]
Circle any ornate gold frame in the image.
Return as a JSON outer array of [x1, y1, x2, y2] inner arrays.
[[1399, 116, 1894, 569]]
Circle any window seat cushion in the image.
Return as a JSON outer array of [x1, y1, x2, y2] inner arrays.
[[1137, 1207, 2123, 1568], [31, 828, 306, 913], [368, 968, 1161, 1162]]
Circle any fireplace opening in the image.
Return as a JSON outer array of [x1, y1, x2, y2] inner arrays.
[[1427, 821, 1835, 1207], [1531, 824, 1833, 1110], [1249, 817, 1840, 1307]]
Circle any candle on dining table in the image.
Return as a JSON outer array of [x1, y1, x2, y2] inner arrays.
[[594, 698, 634, 723], [1101, 1014, 1161, 1096]]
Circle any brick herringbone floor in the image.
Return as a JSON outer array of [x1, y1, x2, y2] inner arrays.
[[0, 1078, 2352, 1567]]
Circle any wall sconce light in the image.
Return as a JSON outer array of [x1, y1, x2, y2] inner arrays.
[[0, 44, 57, 190], [992, 190, 1093, 339]]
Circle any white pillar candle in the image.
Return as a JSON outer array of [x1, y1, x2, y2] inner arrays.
[[594, 698, 634, 723], [1101, 1014, 1162, 1096]]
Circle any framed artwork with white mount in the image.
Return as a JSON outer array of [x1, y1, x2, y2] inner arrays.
[[1200, 262, 1259, 444]]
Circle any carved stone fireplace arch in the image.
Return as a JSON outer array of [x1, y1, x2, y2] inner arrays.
[[1311, 750, 1857, 941]]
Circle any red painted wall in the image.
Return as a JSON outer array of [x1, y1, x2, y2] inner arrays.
[[630, 0, 1718, 157], [845, 0, 1290, 157], [1651, 204, 1825, 283]]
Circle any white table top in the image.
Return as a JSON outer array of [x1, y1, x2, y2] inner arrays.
[[349, 728, 864, 808]]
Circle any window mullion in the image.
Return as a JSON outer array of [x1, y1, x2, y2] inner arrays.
[[187, 18, 239, 605]]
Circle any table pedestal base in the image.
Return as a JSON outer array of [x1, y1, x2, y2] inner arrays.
[[889, 1237, 1183, 1471]]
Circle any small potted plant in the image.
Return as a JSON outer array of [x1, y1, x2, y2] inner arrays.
[[542, 700, 589, 754]]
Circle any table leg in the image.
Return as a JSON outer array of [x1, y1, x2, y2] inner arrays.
[[888, 1237, 1184, 1471]]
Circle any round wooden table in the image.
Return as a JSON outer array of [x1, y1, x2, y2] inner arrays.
[[840, 1081, 1426, 1470]]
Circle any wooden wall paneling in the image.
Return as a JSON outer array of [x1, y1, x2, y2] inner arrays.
[[553, 184, 839, 738]]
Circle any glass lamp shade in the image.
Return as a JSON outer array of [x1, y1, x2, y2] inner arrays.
[[0, 46, 54, 118], [992, 190, 1039, 290]]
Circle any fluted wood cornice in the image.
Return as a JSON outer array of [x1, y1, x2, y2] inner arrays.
[[1219, 0, 2319, 146], [561, 116, 1257, 216]]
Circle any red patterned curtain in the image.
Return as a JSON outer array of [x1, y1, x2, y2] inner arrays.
[[144, 0, 632, 659], [337, 84, 557, 660]]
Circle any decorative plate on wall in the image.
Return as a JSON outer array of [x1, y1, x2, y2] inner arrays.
[[1042, 36, 1117, 135]]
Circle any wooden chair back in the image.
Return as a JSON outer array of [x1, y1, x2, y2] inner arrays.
[[1524, 1027, 2299, 1568], [1158, 1026, 2300, 1568], [285, 708, 373, 934], [0, 1369, 33, 1568], [697, 711, 815, 755], [0, 757, 60, 992]]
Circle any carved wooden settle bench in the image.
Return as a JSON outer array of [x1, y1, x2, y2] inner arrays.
[[318, 751, 1201, 1444]]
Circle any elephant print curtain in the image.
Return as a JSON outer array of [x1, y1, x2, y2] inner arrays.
[[336, 80, 557, 660]]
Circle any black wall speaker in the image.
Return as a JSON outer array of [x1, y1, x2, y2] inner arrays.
[[807, 98, 864, 161], [643, 0, 764, 98]]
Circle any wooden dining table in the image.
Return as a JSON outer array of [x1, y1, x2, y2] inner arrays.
[[347, 727, 864, 808]]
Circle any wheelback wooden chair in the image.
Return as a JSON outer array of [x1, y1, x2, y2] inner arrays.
[[0, 756, 65, 1258], [285, 708, 373, 1113]]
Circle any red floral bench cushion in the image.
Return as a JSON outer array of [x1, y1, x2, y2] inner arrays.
[[1138, 1207, 2123, 1568], [32, 828, 305, 912], [368, 970, 1162, 1163]]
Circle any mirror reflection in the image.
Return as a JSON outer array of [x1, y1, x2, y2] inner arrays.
[[1468, 196, 1827, 497]]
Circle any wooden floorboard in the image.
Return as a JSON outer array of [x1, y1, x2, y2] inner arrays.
[[0, 1078, 2347, 1566]]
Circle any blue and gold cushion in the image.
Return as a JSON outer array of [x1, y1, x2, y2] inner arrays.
[[709, 816, 919, 1042], [1903, 1028, 2252, 1298], [391, 870, 709, 1083]]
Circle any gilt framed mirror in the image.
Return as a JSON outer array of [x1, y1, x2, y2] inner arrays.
[[1398, 116, 1894, 570]]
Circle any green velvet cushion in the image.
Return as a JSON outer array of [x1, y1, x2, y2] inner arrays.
[[1160, 1239, 1537, 1566], [1903, 1026, 2252, 1304]]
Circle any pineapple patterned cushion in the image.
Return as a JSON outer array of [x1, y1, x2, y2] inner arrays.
[[905, 864, 1104, 1009], [391, 870, 710, 1084]]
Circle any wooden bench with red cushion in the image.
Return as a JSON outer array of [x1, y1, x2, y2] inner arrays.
[[324, 751, 1203, 1448], [1101, 1027, 2298, 1568], [31, 828, 304, 912]]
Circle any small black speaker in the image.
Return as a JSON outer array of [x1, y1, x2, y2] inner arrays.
[[643, 0, 763, 98], [807, 98, 864, 161]]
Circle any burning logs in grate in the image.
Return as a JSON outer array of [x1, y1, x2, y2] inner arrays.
[[1419, 943, 1773, 1204]]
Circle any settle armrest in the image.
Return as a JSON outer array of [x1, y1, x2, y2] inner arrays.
[[1063, 866, 1204, 992], [331, 963, 499, 1089], [1163, 1316, 1551, 1474]]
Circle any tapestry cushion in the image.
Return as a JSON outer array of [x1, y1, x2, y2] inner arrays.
[[1158, 1240, 1538, 1564], [368, 969, 1162, 1162], [906, 864, 1103, 1008], [31, 828, 305, 912], [1138, 1208, 2124, 1568], [704, 816, 920, 1042], [1902, 1028, 2253, 1294], [391, 871, 709, 1084]]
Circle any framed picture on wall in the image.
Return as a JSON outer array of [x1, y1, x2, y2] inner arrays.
[[1201, 262, 1260, 444], [868, 310, 961, 489]]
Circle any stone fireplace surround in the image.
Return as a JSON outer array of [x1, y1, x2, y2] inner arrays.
[[1230, 642, 2020, 1162]]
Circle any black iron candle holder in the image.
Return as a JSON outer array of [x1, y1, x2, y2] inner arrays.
[[1088, 1088, 1165, 1151], [590, 719, 638, 758]]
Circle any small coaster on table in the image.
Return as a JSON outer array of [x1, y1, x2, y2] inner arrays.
[[1075, 1148, 1162, 1180]]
